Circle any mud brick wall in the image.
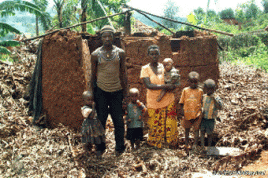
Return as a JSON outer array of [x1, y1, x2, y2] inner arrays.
[[122, 33, 219, 105], [41, 30, 219, 130], [42, 30, 89, 130]]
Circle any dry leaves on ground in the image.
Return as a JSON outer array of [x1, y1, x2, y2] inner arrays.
[[0, 40, 268, 177]]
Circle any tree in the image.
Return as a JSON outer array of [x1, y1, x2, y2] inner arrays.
[[85, 0, 129, 30], [81, 0, 87, 32], [207, 9, 220, 24], [0, 0, 51, 35], [193, 7, 219, 25], [262, 0, 268, 13], [51, 0, 129, 31], [194, 7, 205, 24], [204, 0, 214, 23], [235, 0, 261, 23], [235, 7, 245, 23], [244, 0, 259, 19], [32, 0, 50, 36], [219, 8, 235, 19], [62, 0, 80, 28], [186, 12, 198, 30], [207, 10, 217, 18], [162, 0, 179, 29], [0, 0, 47, 54], [0, 22, 20, 54], [0, 0, 44, 18], [53, 0, 65, 28]]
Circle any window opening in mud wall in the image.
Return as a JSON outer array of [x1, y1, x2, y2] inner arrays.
[[170, 39, 181, 52]]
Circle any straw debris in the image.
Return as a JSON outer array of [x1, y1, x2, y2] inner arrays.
[[0, 38, 267, 177]]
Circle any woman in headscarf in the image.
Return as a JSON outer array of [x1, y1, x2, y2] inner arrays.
[[140, 45, 179, 149]]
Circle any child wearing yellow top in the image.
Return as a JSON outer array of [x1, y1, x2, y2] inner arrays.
[[179, 71, 203, 151]]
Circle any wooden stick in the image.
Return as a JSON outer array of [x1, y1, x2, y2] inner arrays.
[[135, 9, 175, 35], [67, 133, 77, 158], [22, 11, 131, 42], [124, 4, 234, 37], [124, 11, 131, 36]]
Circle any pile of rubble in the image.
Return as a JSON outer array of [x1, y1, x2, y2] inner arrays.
[[0, 37, 38, 136], [0, 38, 267, 177], [212, 62, 268, 171]]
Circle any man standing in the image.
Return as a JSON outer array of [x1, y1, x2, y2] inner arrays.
[[90, 25, 128, 156]]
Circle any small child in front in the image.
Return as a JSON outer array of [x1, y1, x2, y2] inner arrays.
[[81, 91, 105, 159], [179, 71, 203, 152], [126, 88, 147, 150], [201, 79, 223, 150], [157, 58, 180, 102]]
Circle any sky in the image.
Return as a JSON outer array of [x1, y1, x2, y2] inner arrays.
[[127, 0, 264, 17], [0, 0, 264, 17]]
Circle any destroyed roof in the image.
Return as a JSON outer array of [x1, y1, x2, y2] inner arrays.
[[132, 18, 159, 34]]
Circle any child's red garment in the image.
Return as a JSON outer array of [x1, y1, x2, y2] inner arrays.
[[81, 106, 105, 145]]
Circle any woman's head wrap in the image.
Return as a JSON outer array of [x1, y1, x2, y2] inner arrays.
[[147, 44, 160, 55], [100, 25, 115, 35]]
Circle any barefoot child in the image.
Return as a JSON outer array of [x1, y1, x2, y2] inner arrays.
[[126, 88, 147, 150], [179, 71, 203, 151], [157, 58, 180, 102], [201, 79, 223, 150], [81, 91, 105, 158]]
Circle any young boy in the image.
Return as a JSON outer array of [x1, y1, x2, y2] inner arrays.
[[157, 58, 180, 102], [126, 88, 147, 150], [201, 79, 223, 150], [81, 91, 105, 159], [179, 71, 203, 152]]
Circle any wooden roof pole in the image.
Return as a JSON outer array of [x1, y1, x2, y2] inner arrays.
[[22, 11, 131, 42], [123, 4, 234, 37], [135, 8, 175, 35], [124, 11, 131, 36]]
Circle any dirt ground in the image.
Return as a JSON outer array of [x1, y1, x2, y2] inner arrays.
[[241, 151, 268, 178], [0, 38, 268, 177]]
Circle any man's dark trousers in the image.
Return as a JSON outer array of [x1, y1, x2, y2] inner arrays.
[[94, 86, 125, 152]]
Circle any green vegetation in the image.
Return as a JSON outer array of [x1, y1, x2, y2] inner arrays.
[[0, 0, 267, 71], [263, 0, 268, 13], [0, 0, 129, 62], [219, 8, 235, 19], [218, 35, 268, 71], [214, 8, 268, 71], [157, 0, 268, 71], [0, 0, 49, 62], [162, 0, 179, 29], [0, 53, 15, 63]]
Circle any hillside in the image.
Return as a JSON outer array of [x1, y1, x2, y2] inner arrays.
[[0, 9, 56, 38]]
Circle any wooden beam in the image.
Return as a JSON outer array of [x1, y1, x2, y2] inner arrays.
[[135, 9, 175, 35], [96, 0, 114, 29], [22, 11, 131, 42], [123, 4, 234, 37], [124, 11, 131, 36]]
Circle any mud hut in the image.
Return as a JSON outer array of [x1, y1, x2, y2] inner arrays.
[[38, 28, 219, 130]]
